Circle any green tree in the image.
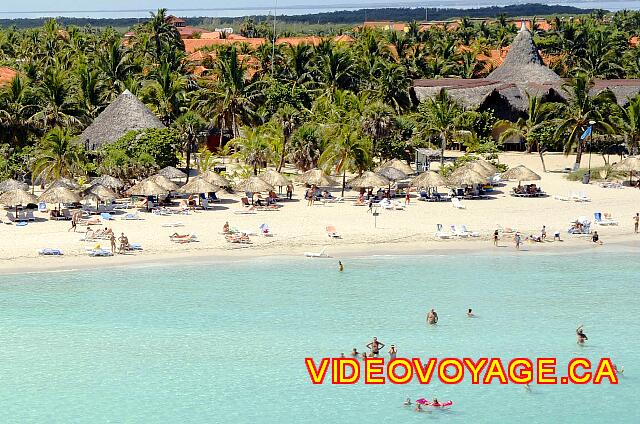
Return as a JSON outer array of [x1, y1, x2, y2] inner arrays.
[[416, 89, 462, 166], [230, 126, 276, 175], [32, 127, 85, 183], [174, 111, 206, 181], [319, 125, 372, 196]]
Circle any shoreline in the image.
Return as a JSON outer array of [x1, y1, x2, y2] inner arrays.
[[2, 233, 638, 276]]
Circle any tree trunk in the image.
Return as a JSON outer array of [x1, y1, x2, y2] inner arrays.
[[341, 169, 346, 197], [537, 144, 547, 173], [440, 132, 446, 167], [277, 133, 288, 172], [185, 142, 192, 183], [574, 141, 583, 170]]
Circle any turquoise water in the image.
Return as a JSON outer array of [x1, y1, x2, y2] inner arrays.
[[0, 252, 638, 423]]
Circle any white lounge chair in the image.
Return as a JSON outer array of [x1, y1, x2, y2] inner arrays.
[[452, 197, 466, 209], [451, 224, 468, 237], [326, 225, 341, 238], [460, 225, 480, 237], [570, 191, 590, 202], [38, 248, 63, 256], [121, 212, 142, 220], [304, 247, 329, 258], [86, 248, 113, 257], [594, 212, 618, 226], [435, 224, 452, 239], [161, 222, 184, 227]]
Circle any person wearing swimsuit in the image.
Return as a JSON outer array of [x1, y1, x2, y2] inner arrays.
[[367, 337, 385, 357]]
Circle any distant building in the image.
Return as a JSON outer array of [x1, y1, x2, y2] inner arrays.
[[413, 22, 640, 124]]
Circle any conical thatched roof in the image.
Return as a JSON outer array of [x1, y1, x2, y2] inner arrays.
[[199, 170, 230, 187], [377, 167, 407, 181], [81, 184, 116, 202], [411, 171, 448, 188], [455, 162, 495, 178], [126, 180, 168, 196], [238, 176, 274, 193], [298, 169, 337, 186], [259, 169, 290, 187], [147, 174, 179, 191], [178, 177, 219, 194], [376, 159, 414, 175], [500, 165, 541, 181], [0, 189, 37, 207], [448, 169, 488, 186], [158, 166, 187, 180], [0, 179, 28, 192], [78, 90, 165, 150], [487, 26, 562, 85], [349, 171, 389, 188], [91, 175, 124, 190], [38, 186, 81, 204], [613, 156, 640, 172]]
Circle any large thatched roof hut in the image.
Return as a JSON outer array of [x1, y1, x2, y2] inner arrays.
[[413, 22, 640, 122], [78, 90, 165, 150]]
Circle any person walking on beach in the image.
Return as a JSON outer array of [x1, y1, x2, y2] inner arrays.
[[427, 309, 438, 325], [68, 215, 77, 232], [541, 225, 547, 241], [514, 232, 522, 250], [405, 190, 410, 205], [286, 184, 293, 200], [110, 234, 116, 254], [367, 337, 385, 357], [634, 213, 639, 233], [576, 325, 588, 344], [367, 198, 373, 213], [493, 229, 499, 246]]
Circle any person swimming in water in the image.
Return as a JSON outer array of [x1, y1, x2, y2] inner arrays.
[[614, 364, 625, 375], [403, 398, 412, 406], [427, 309, 438, 325], [338, 261, 344, 272], [367, 337, 385, 357], [576, 325, 588, 344], [361, 352, 368, 360], [340, 352, 345, 358], [350, 348, 359, 357], [431, 398, 441, 407], [415, 403, 423, 412], [467, 308, 475, 318], [388, 344, 397, 359]]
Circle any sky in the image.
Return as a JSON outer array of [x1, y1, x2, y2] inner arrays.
[[0, 1, 637, 18]]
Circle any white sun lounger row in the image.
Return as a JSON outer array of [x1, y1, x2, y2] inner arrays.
[[435, 224, 480, 239]]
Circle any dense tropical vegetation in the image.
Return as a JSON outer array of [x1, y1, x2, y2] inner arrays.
[[0, 8, 639, 183]]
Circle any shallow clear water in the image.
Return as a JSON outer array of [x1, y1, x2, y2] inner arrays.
[[0, 252, 638, 423]]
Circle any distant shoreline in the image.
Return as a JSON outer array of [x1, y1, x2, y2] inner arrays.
[[0, 4, 612, 29]]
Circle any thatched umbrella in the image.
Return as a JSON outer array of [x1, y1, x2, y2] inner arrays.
[[456, 162, 494, 178], [260, 169, 290, 187], [411, 171, 448, 188], [81, 184, 116, 209], [91, 175, 124, 190], [38, 186, 81, 205], [377, 167, 407, 181], [0, 189, 37, 209], [0, 179, 28, 192], [298, 169, 337, 187], [199, 170, 230, 187], [158, 166, 187, 180], [147, 174, 179, 191], [501, 165, 541, 184], [47, 178, 80, 190], [377, 158, 413, 175], [238, 176, 274, 193], [178, 177, 220, 194], [349, 171, 390, 188], [126, 179, 168, 196], [474, 159, 498, 175], [612, 156, 640, 184], [448, 169, 488, 186]]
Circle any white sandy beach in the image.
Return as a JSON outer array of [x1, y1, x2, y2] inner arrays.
[[1, 152, 639, 274]]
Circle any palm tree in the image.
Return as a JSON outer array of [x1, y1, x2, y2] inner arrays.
[[174, 111, 206, 181], [319, 125, 372, 196], [496, 93, 560, 172], [97, 38, 133, 101], [555, 73, 615, 169], [615, 95, 640, 155], [32, 127, 85, 183], [229, 126, 276, 175], [143, 63, 189, 125], [31, 65, 82, 130], [0, 75, 37, 147], [272, 105, 301, 172], [417, 89, 462, 166], [288, 124, 323, 171], [145, 8, 182, 63]]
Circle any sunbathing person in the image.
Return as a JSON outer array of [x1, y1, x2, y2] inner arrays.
[[223, 221, 230, 234], [103, 227, 114, 237], [170, 233, 190, 238]]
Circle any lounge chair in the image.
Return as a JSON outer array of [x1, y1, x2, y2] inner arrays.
[[77, 217, 101, 226], [304, 247, 329, 258], [38, 248, 63, 256], [452, 197, 466, 209], [161, 222, 185, 227], [121, 212, 142, 220], [435, 224, 452, 239], [570, 192, 590, 202], [38, 202, 47, 212], [5, 212, 16, 224], [100, 212, 114, 221], [170, 234, 198, 243], [460, 225, 480, 237], [17, 210, 27, 221], [451, 225, 469, 237], [594, 212, 618, 226], [113, 202, 130, 210], [326, 225, 341, 238], [25, 210, 35, 221], [86, 248, 113, 257], [225, 233, 251, 244], [62, 209, 73, 220], [234, 205, 257, 214]]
